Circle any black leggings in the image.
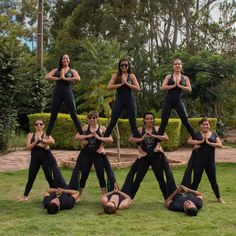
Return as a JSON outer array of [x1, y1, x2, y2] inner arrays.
[[23, 151, 54, 196], [131, 154, 167, 199], [104, 98, 139, 138], [158, 98, 195, 138], [192, 159, 220, 199], [80, 152, 106, 188], [46, 150, 80, 190], [46, 90, 82, 136]]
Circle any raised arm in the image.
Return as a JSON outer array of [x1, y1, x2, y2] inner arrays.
[[61, 69, 81, 82], [26, 133, 39, 150], [187, 136, 204, 146], [160, 75, 176, 91], [206, 136, 222, 149], [107, 74, 124, 90], [45, 68, 60, 81], [180, 185, 203, 200], [124, 74, 140, 92], [177, 76, 192, 93]]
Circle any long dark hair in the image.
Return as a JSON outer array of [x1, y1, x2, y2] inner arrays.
[[57, 54, 71, 71], [116, 58, 132, 82]]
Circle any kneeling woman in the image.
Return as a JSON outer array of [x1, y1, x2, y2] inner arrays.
[[128, 112, 175, 199], [101, 189, 131, 214], [75, 111, 116, 196]]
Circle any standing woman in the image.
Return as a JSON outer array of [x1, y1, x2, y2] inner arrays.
[[187, 117, 224, 203], [103, 58, 140, 138], [75, 111, 116, 196], [45, 54, 83, 136], [20, 119, 55, 201], [129, 112, 175, 199], [158, 58, 195, 138]]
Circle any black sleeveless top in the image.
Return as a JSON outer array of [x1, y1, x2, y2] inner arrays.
[[166, 74, 186, 100], [84, 125, 102, 153], [194, 131, 218, 162], [116, 74, 134, 100], [141, 126, 159, 154], [54, 69, 74, 90], [31, 133, 45, 156], [107, 192, 126, 209]]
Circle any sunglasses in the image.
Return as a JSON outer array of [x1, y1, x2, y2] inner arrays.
[[35, 123, 44, 126], [88, 116, 97, 120], [120, 64, 129, 68]]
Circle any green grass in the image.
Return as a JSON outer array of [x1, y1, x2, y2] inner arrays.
[[0, 164, 235, 236]]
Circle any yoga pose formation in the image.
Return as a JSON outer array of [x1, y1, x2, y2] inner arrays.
[[182, 117, 224, 203], [43, 152, 81, 214], [165, 185, 203, 216], [45, 54, 83, 136], [158, 58, 195, 138], [104, 58, 140, 138], [75, 111, 117, 196], [20, 119, 55, 201]]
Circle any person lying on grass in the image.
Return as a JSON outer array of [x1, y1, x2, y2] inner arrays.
[[165, 185, 203, 216]]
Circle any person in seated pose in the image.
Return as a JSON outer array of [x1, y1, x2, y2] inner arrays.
[[165, 185, 203, 216], [43, 153, 81, 214]]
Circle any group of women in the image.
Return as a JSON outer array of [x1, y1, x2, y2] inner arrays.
[[19, 54, 225, 216]]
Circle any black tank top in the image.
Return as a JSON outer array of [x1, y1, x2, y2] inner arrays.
[[166, 74, 186, 99], [107, 192, 126, 208], [54, 69, 73, 90], [194, 131, 218, 161], [141, 126, 158, 154], [31, 133, 45, 156], [85, 125, 102, 153], [116, 74, 134, 100]]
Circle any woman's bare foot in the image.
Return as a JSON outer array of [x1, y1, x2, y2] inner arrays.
[[17, 196, 29, 202], [217, 197, 225, 203]]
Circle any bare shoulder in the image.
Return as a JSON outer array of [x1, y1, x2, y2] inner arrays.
[[82, 124, 89, 131], [154, 126, 159, 132], [100, 125, 106, 132], [183, 75, 189, 81]]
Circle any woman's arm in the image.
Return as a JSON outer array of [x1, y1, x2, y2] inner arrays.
[[187, 136, 204, 146], [129, 128, 144, 143], [45, 68, 60, 81], [41, 135, 55, 145], [61, 69, 81, 82], [149, 127, 169, 141], [165, 186, 182, 208], [118, 198, 131, 209], [160, 75, 176, 91], [107, 74, 124, 90], [74, 125, 92, 140], [94, 126, 113, 143], [26, 133, 39, 150], [177, 76, 192, 93], [124, 74, 140, 92], [206, 137, 223, 148]]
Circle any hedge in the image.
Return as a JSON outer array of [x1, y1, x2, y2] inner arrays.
[[28, 113, 216, 151]]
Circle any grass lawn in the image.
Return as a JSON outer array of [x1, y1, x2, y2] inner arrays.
[[0, 163, 235, 236]]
